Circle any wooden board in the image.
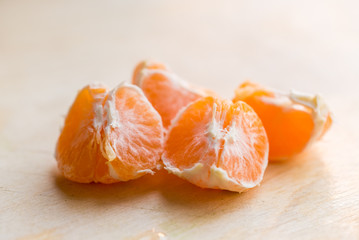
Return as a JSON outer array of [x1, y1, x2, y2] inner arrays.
[[1, 0, 359, 239]]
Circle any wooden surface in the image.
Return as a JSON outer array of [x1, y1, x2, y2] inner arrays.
[[1, 0, 359, 239]]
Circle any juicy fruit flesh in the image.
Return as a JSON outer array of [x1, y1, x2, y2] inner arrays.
[[245, 95, 314, 160], [132, 61, 215, 129], [162, 96, 269, 192], [132, 60, 167, 86], [101, 85, 164, 180], [55, 83, 164, 183], [233, 81, 332, 160], [56, 85, 107, 183], [140, 71, 203, 128], [217, 101, 269, 185]]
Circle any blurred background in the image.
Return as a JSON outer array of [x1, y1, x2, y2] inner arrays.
[[1, 0, 359, 97]]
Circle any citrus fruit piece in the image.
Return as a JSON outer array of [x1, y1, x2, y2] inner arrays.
[[55, 83, 164, 183], [132, 60, 168, 86], [162, 96, 269, 192], [233, 81, 332, 161], [132, 61, 216, 129]]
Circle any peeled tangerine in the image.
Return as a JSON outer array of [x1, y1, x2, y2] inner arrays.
[[233, 81, 332, 161], [162, 96, 269, 193], [55, 83, 164, 183], [132, 60, 216, 129]]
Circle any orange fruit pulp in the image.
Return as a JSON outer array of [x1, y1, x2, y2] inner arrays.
[[162, 96, 269, 192], [132, 60, 216, 129], [132, 60, 168, 86], [233, 81, 332, 161], [55, 83, 164, 183]]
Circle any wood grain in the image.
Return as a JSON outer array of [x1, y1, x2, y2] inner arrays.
[[1, 0, 359, 239]]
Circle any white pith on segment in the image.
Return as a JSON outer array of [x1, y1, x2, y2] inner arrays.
[[64, 82, 162, 182], [219, 105, 269, 187], [165, 163, 249, 192], [101, 82, 163, 181], [257, 87, 330, 142], [256, 88, 331, 158], [133, 60, 168, 86], [100, 87, 120, 163], [58, 84, 108, 182], [59, 82, 163, 183], [163, 98, 269, 192], [236, 83, 331, 131], [289, 90, 331, 142]]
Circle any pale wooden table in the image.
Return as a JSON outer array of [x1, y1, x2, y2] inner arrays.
[[1, 1, 359, 239]]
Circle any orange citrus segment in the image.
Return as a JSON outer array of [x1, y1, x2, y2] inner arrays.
[[55, 83, 164, 183], [233, 81, 332, 160], [140, 70, 206, 128], [100, 84, 164, 181], [218, 101, 269, 186], [162, 96, 269, 192], [55, 84, 107, 183], [132, 60, 168, 86], [132, 60, 216, 129], [163, 96, 217, 169]]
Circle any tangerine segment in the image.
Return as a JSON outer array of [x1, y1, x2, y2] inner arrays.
[[132, 60, 216, 129], [56, 84, 107, 183], [233, 81, 332, 160], [162, 96, 269, 192], [55, 83, 164, 183], [139, 70, 206, 129], [132, 60, 168, 85], [100, 84, 164, 181]]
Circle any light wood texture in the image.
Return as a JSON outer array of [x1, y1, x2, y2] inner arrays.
[[1, 0, 359, 239]]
